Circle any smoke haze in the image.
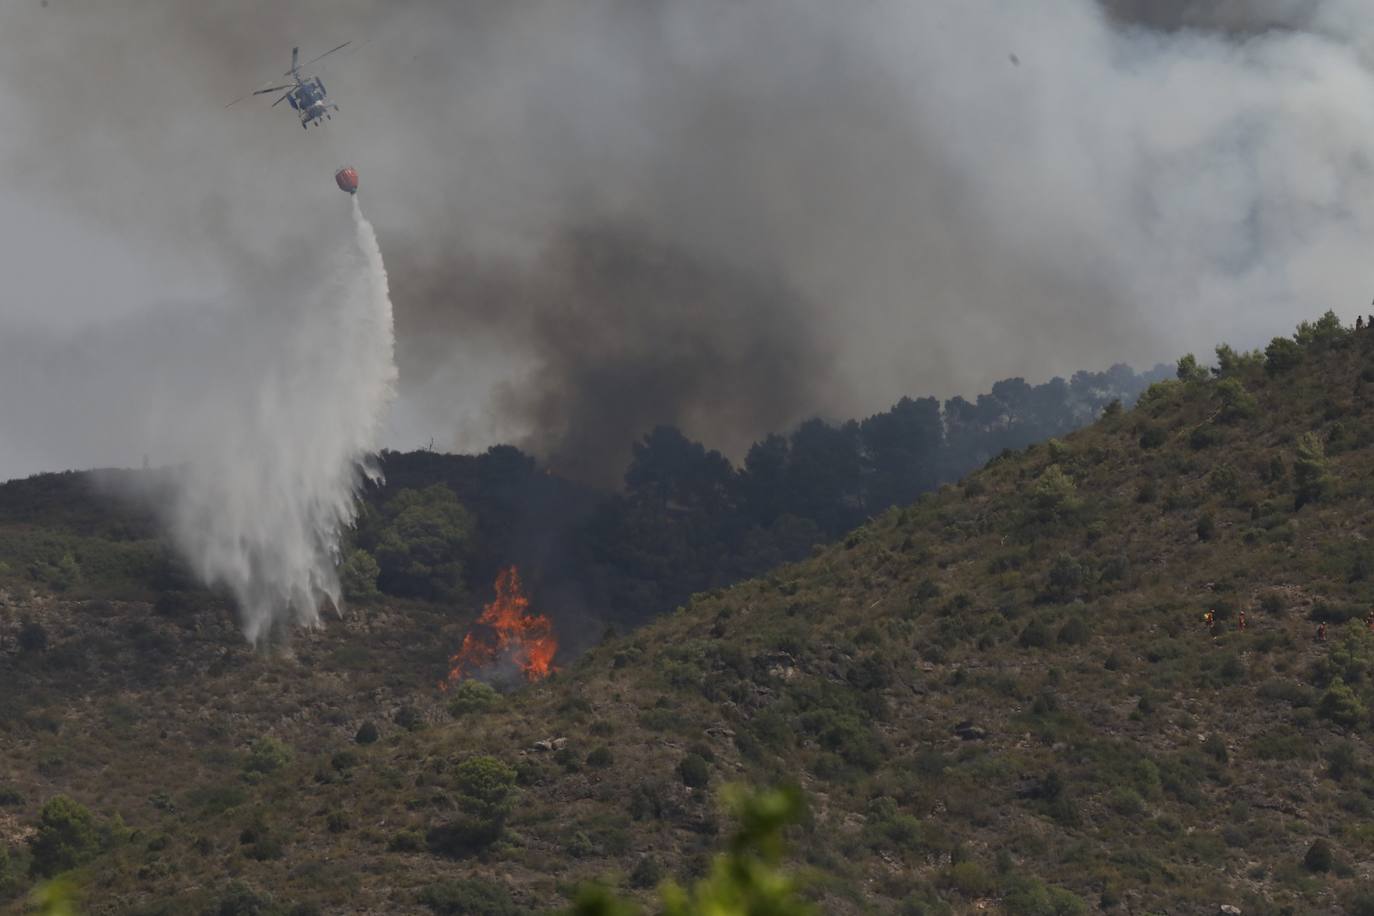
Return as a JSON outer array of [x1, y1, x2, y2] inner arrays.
[[4, 1, 1374, 485]]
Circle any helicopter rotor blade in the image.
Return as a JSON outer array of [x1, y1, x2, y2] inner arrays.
[[288, 46, 299, 75], [253, 84, 293, 96], [300, 41, 351, 68], [271, 91, 293, 108]]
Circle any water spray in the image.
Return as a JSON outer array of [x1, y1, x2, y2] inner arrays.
[[161, 188, 396, 644]]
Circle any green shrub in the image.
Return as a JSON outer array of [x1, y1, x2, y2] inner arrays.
[[29, 795, 101, 878], [339, 548, 381, 603], [418, 878, 520, 916], [1345, 887, 1374, 916], [1043, 554, 1086, 601], [1057, 617, 1090, 646], [1294, 432, 1333, 509], [330, 750, 359, 772], [1265, 336, 1302, 375], [1139, 426, 1167, 450], [1318, 678, 1366, 729], [1304, 838, 1335, 873], [943, 861, 994, 897], [1209, 464, 1241, 502], [355, 721, 379, 745], [678, 753, 711, 789], [1176, 354, 1208, 383], [244, 737, 292, 775], [1108, 788, 1146, 818], [447, 680, 500, 718], [214, 881, 276, 916], [571, 786, 814, 916], [1030, 467, 1081, 522], [1326, 741, 1359, 781], [1215, 378, 1257, 423], [1003, 875, 1089, 915], [1214, 343, 1262, 377], [243, 835, 284, 861], [394, 705, 424, 731], [0, 846, 13, 897], [554, 747, 581, 773], [428, 756, 517, 857], [1294, 310, 1348, 349], [587, 747, 614, 770], [369, 485, 475, 600], [630, 856, 665, 889], [387, 830, 424, 853], [1189, 426, 1219, 450], [1019, 620, 1051, 649], [18, 620, 48, 653]]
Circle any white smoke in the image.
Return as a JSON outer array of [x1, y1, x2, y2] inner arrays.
[[157, 198, 396, 642]]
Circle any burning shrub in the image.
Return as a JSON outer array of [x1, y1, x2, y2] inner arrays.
[[442, 568, 558, 688]]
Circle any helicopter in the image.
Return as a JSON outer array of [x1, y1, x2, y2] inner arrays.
[[226, 43, 351, 129]]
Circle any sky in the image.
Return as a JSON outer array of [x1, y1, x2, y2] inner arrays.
[[3, 0, 1374, 484]]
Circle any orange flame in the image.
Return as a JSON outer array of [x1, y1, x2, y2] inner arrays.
[[441, 566, 558, 688]]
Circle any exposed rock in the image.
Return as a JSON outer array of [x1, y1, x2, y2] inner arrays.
[[1218, 906, 1242, 916], [954, 720, 987, 741], [532, 736, 568, 752]]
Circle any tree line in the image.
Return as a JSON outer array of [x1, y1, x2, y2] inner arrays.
[[350, 362, 1168, 628]]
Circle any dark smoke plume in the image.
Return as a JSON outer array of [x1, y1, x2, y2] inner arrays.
[[393, 224, 838, 486], [1098, 0, 1321, 33]]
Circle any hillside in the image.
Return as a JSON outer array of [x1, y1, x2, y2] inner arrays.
[[5, 314, 1374, 914], [0, 360, 1166, 641]]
